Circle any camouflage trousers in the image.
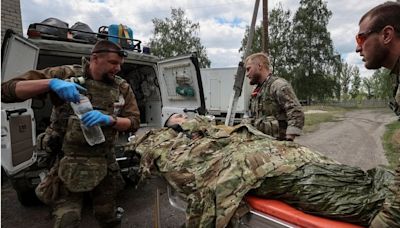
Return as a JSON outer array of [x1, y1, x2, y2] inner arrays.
[[370, 162, 400, 228], [251, 163, 395, 226], [53, 171, 124, 228]]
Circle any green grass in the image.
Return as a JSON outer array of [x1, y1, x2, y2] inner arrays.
[[383, 120, 400, 169], [303, 105, 346, 133]]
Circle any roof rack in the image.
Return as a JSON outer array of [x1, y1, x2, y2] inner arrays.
[[27, 23, 142, 52]]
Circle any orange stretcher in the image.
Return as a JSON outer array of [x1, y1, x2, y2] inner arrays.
[[244, 196, 365, 228], [167, 186, 366, 227]]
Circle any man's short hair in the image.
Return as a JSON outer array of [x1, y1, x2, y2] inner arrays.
[[245, 52, 271, 70], [360, 1, 400, 37], [164, 113, 177, 127], [91, 40, 128, 57]]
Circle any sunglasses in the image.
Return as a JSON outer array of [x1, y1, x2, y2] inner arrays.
[[355, 30, 377, 46]]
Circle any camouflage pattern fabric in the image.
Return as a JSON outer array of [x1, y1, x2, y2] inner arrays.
[[125, 115, 395, 227], [249, 75, 304, 139], [1, 57, 138, 227], [58, 156, 108, 192], [53, 168, 124, 228], [0, 58, 140, 132], [370, 57, 400, 228], [35, 159, 61, 205]]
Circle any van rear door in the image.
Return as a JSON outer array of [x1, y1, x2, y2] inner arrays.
[[1, 30, 39, 175], [157, 53, 206, 125]]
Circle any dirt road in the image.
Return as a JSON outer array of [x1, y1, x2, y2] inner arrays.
[[2, 108, 396, 227], [297, 108, 397, 170]]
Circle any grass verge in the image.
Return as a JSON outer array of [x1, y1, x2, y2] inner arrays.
[[383, 120, 400, 169], [303, 105, 347, 133]]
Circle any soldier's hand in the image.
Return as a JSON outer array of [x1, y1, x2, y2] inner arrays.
[[49, 78, 86, 103], [81, 110, 112, 127]]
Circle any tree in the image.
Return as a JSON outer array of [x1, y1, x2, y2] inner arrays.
[[239, 4, 293, 81], [268, 4, 294, 81], [349, 67, 361, 99], [363, 77, 374, 99], [341, 63, 352, 95], [291, 0, 336, 101], [239, 25, 262, 58], [332, 55, 342, 101], [149, 8, 211, 68], [362, 68, 392, 99]]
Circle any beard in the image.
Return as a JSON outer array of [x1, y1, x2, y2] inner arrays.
[[365, 43, 389, 69], [101, 72, 114, 84], [249, 72, 262, 85]]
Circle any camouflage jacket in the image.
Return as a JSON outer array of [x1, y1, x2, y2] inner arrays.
[[390, 57, 400, 117], [1, 59, 140, 192], [249, 75, 304, 138], [126, 116, 337, 227], [1, 58, 140, 133]]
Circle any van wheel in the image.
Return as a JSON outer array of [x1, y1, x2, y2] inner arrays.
[[10, 178, 41, 206]]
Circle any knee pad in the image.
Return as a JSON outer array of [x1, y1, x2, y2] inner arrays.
[[56, 211, 80, 228]]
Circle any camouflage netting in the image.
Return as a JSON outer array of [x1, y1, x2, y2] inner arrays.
[[125, 115, 395, 228], [251, 163, 394, 226]]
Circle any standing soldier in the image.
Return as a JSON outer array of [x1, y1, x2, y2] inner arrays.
[[244, 52, 304, 141], [1, 40, 140, 228], [356, 1, 400, 227]]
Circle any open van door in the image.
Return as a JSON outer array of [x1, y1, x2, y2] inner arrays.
[[1, 30, 39, 176], [157, 53, 206, 125]]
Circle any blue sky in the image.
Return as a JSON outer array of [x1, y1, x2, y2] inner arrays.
[[20, 0, 387, 77]]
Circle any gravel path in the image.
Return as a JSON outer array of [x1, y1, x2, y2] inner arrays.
[[297, 108, 397, 170]]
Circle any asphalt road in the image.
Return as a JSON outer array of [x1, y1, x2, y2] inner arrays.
[[1, 176, 185, 228], [1, 108, 397, 227]]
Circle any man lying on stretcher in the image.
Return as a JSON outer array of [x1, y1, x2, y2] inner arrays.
[[124, 113, 397, 228]]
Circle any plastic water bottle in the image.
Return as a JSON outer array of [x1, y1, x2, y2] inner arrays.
[[70, 94, 105, 146]]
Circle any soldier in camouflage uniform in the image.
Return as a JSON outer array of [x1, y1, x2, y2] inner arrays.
[[1, 40, 140, 228], [245, 53, 304, 141], [356, 2, 400, 227], [125, 114, 396, 228]]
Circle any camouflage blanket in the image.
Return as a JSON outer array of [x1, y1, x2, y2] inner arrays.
[[125, 116, 394, 227]]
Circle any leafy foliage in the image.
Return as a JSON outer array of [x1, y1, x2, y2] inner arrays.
[[268, 4, 294, 81], [349, 67, 361, 99], [291, 0, 336, 101], [239, 1, 351, 101], [149, 8, 211, 68], [362, 68, 392, 99], [239, 4, 293, 81]]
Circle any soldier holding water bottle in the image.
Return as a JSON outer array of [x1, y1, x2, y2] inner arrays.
[[1, 40, 140, 228]]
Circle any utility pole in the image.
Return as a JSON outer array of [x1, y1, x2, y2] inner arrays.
[[262, 0, 269, 54], [225, 0, 260, 126]]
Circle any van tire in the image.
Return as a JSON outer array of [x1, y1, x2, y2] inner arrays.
[[10, 178, 41, 206]]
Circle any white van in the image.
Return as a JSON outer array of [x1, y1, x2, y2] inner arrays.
[[1, 26, 206, 205]]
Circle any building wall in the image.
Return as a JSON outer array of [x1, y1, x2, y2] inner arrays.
[[1, 0, 23, 43]]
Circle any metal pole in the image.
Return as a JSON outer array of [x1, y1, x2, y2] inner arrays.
[[262, 0, 269, 54], [244, 0, 260, 58], [225, 0, 260, 126]]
